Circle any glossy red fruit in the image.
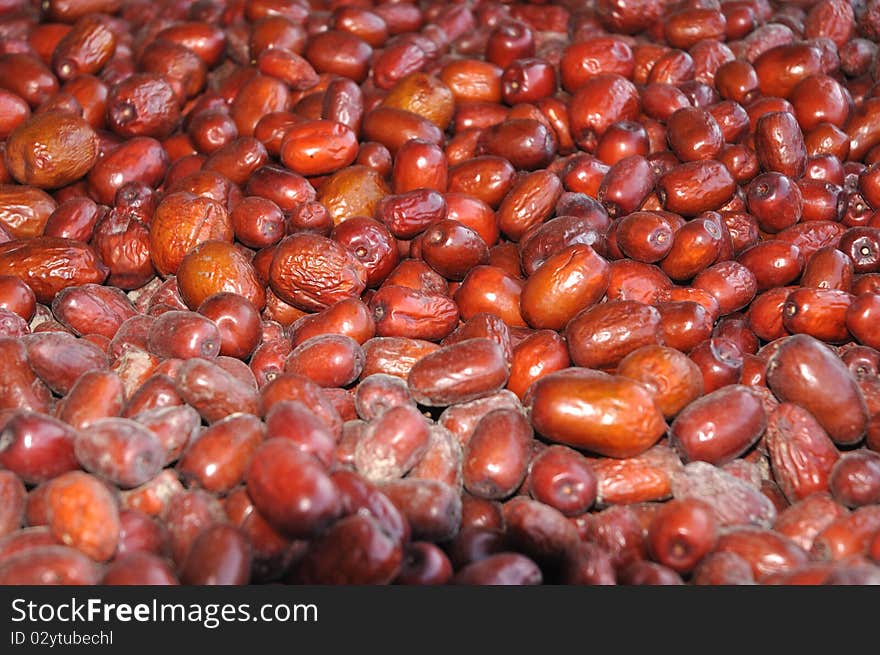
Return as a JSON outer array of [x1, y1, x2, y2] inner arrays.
[[245, 439, 341, 538]]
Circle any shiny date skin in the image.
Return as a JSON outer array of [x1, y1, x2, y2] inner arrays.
[[565, 300, 662, 370], [408, 338, 509, 407], [528, 368, 667, 459], [2, 0, 880, 591], [766, 334, 869, 446], [670, 385, 766, 465]]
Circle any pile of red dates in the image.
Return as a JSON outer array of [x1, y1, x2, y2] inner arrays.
[[2, 0, 880, 585]]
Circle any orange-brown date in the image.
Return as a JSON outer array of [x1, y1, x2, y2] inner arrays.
[[0, 237, 107, 304], [520, 245, 610, 331], [269, 233, 367, 312], [565, 300, 662, 370], [5, 111, 98, 189], [528, 369, 667, 459]]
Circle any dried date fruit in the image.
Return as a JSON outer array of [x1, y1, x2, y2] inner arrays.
[[408, 338, 509, 407], [670, 385, 766, 465], [765, 403, 840, 503], [269, 233, 367, 312], [0, 237, 108, 304], [766, 334, 869, 446], [246, 439, 341, 539], [528, 369, 667, 459], [5, 111, 98, 189], [45, 471, 120, 562], [672, 462, 778, 528]]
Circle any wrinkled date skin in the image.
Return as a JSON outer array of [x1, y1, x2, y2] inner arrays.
[[754, 112, 807, 179], [438, 391, 523, 449], [782, 287, 853, 344], [672, 461, 778, 529], [317, 165, 389, 226], [0, 238, 107, 304], [361, 337, 440, 380], [565, 300, 662, 370], [51, 14, 116, 81], [51, 283, 137, 339], [269, 233, 367, 312], [106, 74, 180, 140], [177, 241, 266, 312], [765, 403, 841, 503], [375, 188, 448, 240], [0, 185, 57, 241], [0, 0, 879, 589], [592, 446, 680, 506], [5, 111, 99, 189], [149, 192, 233, 278], [773, 493, 848, 553], [657, 160, 736, 217], [370, 286, 459, 342], [518, 211, 610, 276], [497, 170, 563, 241], [617, 345, 703, 418], [175, 358, 260, 424]]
